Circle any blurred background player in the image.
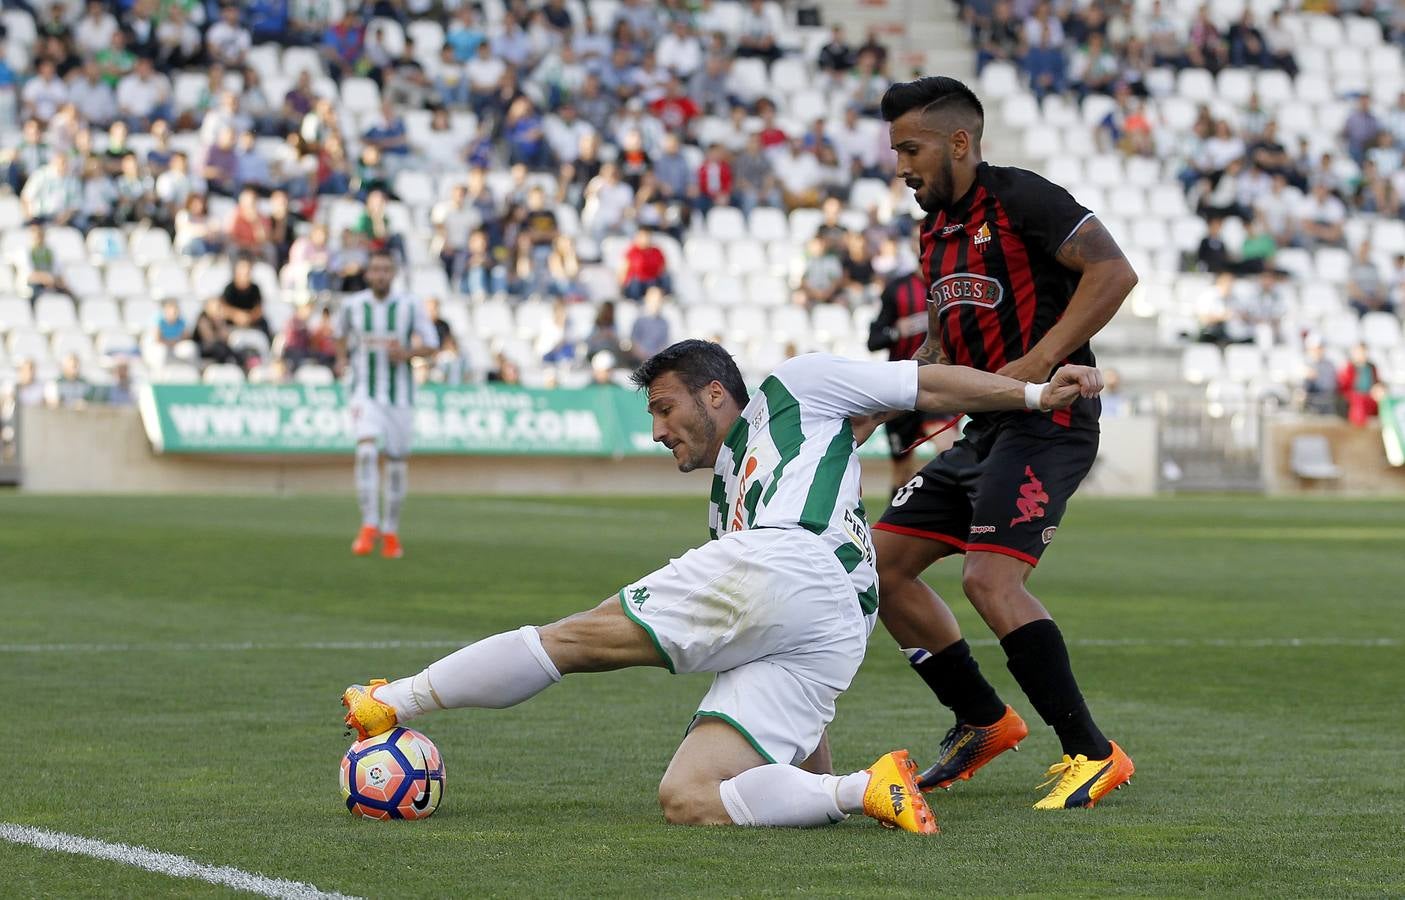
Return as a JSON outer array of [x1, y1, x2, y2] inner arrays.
[[336, 250, 440, 559], [867, 249, 959, 497], [871, 76, 1139, 810]]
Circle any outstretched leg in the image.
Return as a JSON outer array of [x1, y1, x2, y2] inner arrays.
[[346, 598, 666, 735]]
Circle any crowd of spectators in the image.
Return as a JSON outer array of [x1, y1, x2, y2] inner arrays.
[[0, 0, 920, 416]]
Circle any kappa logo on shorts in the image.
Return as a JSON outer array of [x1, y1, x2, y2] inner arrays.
[[1041, 526, 1058, 545], [1010, 466, 1050, 527], [969, 525, 996, 536], [630, 586, 650, 609]]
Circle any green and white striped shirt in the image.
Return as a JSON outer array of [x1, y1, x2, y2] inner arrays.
[[336, 290, 439, 408], [709, 354, 920, 614]]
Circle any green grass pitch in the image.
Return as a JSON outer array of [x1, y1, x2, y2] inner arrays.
[[2, 493, 1403, 897]]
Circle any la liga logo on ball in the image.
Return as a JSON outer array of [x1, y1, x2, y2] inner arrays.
[[340, 727, 445, 820]]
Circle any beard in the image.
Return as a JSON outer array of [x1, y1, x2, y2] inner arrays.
[[675, 396, 717, 473], [917, 154, 956, 213]]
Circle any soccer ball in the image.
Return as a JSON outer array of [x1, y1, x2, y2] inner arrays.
[[340, 727, 445, 820]]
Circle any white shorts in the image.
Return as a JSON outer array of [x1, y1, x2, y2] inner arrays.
[[350, 398, 415, 458], [618, 528, 873, 766]]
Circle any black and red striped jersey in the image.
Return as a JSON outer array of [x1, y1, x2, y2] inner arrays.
[[867, 271, 929, 361], [920, 161, 1099, 429]]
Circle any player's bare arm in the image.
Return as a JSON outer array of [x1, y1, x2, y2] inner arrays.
[[914, 362, 1101, 415], [851, 321, 950, 444], [996, 217, 1137, 383]]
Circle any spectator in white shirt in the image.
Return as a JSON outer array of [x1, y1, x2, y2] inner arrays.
[[74, 0, 120, 58], [22, 60, 68, 124], [656, 20, 703, 79], [21, 153, 82, 225], [206, 4, 252, 69], [773, 138, 825, 210], [116, 57, 172, 132], [67, 60, 116, 128], [582, 162, 634, 237], [465, 41, 507, 121], [545, 102, 595, 165], [1293, 183, 1347, 248], [735, 0, 781, 65]]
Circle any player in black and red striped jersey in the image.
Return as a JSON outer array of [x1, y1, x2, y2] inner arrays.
[[870, 77, 1137, 810], [867, 265, 959, 495]]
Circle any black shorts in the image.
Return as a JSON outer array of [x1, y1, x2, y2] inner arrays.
[[885, 411, 957, 461], [874, 415, 1098, 566]]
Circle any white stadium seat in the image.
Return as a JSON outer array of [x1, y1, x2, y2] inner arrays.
[[683, 237, 726, 272], [705, 273, 746, 306], [706, 207, 747, 242], [1181, 344, 1223, 384], [748, 207, 789, 243], [1223, 345, 1264, 382], [1362, 312, 1402, 350], [80, 298, 122, 333], [474, 300, 514, 339], [203, 363, 246, 385], [296, 364, 336, 386], [34, 295, 77, 333]]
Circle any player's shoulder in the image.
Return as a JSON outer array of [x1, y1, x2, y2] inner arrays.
[[980, 162, 1070, 199]]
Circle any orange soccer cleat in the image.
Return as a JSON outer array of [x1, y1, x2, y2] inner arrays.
[[380, 533, 403, 559], [351, 525, 379, 556], [861, 750, 940, 834], [918, 705, 1030, 791]]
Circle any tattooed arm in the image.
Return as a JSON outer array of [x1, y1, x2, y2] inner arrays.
[[996, 216, 1138, 383]]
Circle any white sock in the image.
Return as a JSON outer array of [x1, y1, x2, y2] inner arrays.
[[718, 764, 871, 827], [382, 458, 407, 534], [376, 626, 562, 721], [355, 443, 379, 529]]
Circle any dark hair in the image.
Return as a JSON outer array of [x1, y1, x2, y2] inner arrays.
[[631, 339, 748, 407], [880, 76, 984, 140], [368, 247, 396, 264]]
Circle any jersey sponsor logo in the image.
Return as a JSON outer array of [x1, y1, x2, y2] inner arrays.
[[629, 586, 650, 609], [729, 456, 759, 532], [928, 273, 1004, 313], [1010, 466, 1050, 526], [940, 222, 966, 236], [842, 506, 875, 565], [973, 222, 992, 248]]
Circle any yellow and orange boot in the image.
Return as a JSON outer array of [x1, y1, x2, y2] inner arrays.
[[380, 533, 403, 559], [861, 750, 939, 834], [351, 525, 378, 556], [342, 679, 398, 740], [918, 705, 1030, 791], [1033, 741, 1135, 810]]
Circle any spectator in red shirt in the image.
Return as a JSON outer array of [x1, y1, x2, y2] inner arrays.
[[226, 187, 273, 262], [696, 143, 733, 212], [649, 77, 700, 135], [619, 227, 672, 300], [755, 98, 789, 150]]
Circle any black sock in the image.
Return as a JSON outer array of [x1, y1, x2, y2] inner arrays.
[[910, 639, 1007, 726], [1000, 619, 1112, 759]]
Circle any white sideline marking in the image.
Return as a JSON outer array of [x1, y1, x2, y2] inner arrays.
[[0, 823, 361, 900], [0, 637, 1397, 654]]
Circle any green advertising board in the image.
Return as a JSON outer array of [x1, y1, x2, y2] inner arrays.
[[139, 383, 899, 458]]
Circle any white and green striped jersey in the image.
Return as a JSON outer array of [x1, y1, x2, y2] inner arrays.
[[709, 354, 920, 614], [335, 290, 439, 408]]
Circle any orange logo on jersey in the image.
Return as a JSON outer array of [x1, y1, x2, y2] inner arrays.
[[973, 222, 992, 248], [730, 456, 759, 532], [1010, 466, 1049, 526]]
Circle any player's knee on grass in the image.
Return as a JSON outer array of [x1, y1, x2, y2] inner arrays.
[[657, 773, 730, 826], [537, 598, 668, 674]]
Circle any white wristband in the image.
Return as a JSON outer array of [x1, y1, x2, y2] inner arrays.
[[1025, 382, 1047, 411]]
